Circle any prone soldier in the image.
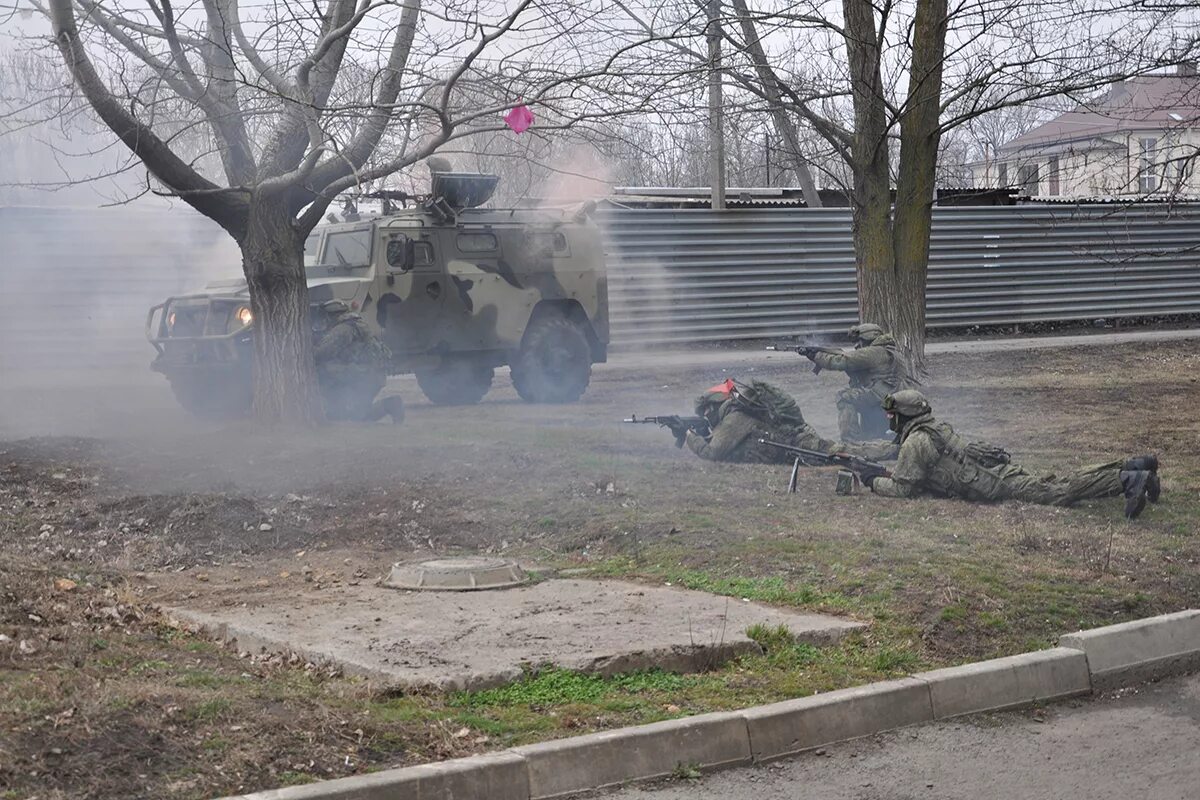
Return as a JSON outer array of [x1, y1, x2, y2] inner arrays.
[[867, 390, 1160, 519]]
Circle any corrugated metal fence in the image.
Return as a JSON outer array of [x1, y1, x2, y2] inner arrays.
[[603, 203, 1200, 344], [3, 203, 1198, 377], [0, 205, 240, 379]]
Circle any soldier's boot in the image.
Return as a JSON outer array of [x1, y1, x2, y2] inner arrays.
[[1123, 456, 1160, 503], [1120, 469, 1150, 519], [1122, 455, 1158, 473]]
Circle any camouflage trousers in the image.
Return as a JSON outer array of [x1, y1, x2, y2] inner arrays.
[[318, 366, 394, 422], [836, 387, 889, 441], [996, 461, 1124, 506]]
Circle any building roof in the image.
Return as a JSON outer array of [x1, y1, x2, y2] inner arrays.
[[1001, 70, 1200, 153]]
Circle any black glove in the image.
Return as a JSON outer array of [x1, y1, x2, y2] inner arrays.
[[799, 346, 819, 360]]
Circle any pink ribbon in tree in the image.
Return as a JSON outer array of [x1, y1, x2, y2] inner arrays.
[[504, 104, 534, 134]]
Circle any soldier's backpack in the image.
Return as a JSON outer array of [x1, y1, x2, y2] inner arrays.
[[964, 440, 1011, 468], [731, 380, 807, 428]]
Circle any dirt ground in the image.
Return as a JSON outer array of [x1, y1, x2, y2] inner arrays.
[[2, 338, 1198, 799]]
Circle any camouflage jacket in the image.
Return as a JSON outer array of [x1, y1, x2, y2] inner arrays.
[[315, 313, 391, 370], [684, 402, 837, 464], [870, 414, 1023, 500], [810, 334, 905, 396]]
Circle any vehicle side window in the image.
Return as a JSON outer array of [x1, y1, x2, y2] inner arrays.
[[321, 229, 371, 266], [457, 232, 498, 253], [386, 237, 435, 269]]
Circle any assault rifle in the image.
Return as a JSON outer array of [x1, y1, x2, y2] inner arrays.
[[624, 415, 711, 447], [758, 439, 892, 493], [623, 415, 710, 434], [765, 341, 842, 375]]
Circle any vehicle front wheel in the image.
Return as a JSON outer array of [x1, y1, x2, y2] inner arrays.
[[415, 361, 495, 405], [511, 316, 592, 403], [167, 372, 252, 420]]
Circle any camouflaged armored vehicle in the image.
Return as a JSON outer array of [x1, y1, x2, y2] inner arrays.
[[146, 173, 609, 416]]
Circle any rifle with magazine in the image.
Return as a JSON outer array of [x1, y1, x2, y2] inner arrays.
[[623, 415, 711, 448], [758, 439, 892, 493], [765, 341, 842, 374]]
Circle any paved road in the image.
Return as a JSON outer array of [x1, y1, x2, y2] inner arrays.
[[606, 672, 1200, 800]]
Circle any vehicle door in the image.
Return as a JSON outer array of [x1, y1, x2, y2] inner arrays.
[[374, 226, 443, 355]]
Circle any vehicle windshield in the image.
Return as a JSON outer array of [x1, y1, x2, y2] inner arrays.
[[305, 228, 372, 271]]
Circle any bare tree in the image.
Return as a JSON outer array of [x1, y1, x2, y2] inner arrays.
[[620, 0, 1199, 370], [23, 0, 653, 423]]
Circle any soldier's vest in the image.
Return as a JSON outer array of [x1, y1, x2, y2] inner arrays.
[[905, 419, 1017, 501], [848, 336, 909, 396], [345, 316, 392, 367]]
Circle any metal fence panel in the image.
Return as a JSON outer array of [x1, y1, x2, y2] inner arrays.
[[602, 204, 1200, 344]]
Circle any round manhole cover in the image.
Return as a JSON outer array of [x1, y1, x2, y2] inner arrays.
[[383, 557, 528, 591]]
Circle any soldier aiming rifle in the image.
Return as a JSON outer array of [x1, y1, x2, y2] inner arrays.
[[623, 415, 711, 448], [766, 342, 842, 375]]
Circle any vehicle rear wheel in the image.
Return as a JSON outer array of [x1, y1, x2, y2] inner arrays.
[[511, 316, 592, 403], [167, 373, 252, 420], [415, 361, 494, 405]]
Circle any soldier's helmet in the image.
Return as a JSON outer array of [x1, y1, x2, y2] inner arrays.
[[694, 378, 736, 416], [321, 299, 351, 316], [882, 389, 931, 417], [848, 322, 885, 344]]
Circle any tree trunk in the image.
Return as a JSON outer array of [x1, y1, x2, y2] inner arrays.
[[842, 0, 895, 331], [240, 198, 324, 425], [891, 0, 949, 376]]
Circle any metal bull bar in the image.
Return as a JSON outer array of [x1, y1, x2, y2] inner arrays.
[[145, 294, 252, 356]]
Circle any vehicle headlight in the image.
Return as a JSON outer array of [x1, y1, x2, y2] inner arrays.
[[235, 306, 253, 327], [167, 311, 177, 330]]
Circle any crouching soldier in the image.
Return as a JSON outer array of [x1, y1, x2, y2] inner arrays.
[[804, 323, 909, 440], [867, 390, 1160, 519], [680, 379, 897, 464], [314, 300, 405, 423]]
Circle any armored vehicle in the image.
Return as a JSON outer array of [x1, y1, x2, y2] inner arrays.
[[146, 173, 609, 417]]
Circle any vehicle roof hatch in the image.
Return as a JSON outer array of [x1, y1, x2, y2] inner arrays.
[[431, 173, 500, 209]]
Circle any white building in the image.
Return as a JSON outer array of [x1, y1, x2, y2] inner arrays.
[[971, 64, 1200, 198]]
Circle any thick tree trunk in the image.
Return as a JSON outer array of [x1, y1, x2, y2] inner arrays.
[[842, 0, 896, 333], [240, 199, 324, 425], [890, 0, 949, 376]]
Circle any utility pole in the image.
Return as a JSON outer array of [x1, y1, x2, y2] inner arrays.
[[764, 128, 771, 186], [707, 0, 726, 210]]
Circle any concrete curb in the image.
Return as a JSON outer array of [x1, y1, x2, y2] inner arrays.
[[914, 647, 1091, 719], [513, 711, 750, 799], [1060, 609, 1200, 690], [218, 609, 1200, 800]]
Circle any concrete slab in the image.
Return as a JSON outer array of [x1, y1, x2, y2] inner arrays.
[[1060, 609, 1200, 689], [513, 712, 751, 799], [166, 578, 863, 691], [915, 647, 1091, 719]]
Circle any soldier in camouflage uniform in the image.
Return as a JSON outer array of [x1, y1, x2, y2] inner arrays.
[[805, 323, 908, 441], [314, 300, 405, 423], [677, 379, 897, 464], [867, 389, 1160, 519]]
